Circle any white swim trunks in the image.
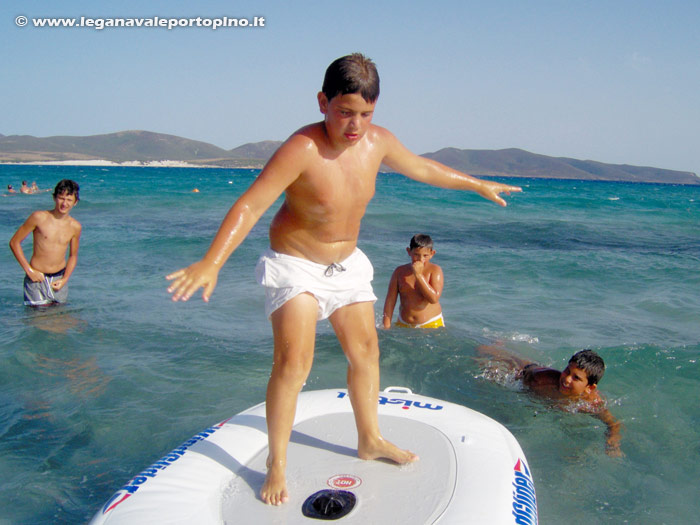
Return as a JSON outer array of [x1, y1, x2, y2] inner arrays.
[[255, 248, 378, 320]]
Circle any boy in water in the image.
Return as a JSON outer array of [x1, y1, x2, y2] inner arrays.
[[477, 344, 622, 456], [166, 53, 521, 505], [9, 179, 82, 306], [383, 234, 445, 328]]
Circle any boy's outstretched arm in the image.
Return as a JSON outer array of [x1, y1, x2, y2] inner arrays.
[[166, 138, 306, 302], [596, 408, 623, 457], [475, 343, 534, 370], [379, 127, 522, 206]]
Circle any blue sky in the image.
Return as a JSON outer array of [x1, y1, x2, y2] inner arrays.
[[2, 0, 699, 175]]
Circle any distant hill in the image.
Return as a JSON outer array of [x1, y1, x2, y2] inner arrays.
[[0, 130, 231, 163], [0, 131, 697, 185], [422, 147, 699, 185], [229, 140, 283, 159]]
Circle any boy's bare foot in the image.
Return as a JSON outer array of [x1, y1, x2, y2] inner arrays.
[[358, 436, 419, 464], [260, 456, 289, 505]]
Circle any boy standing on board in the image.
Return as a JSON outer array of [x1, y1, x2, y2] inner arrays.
[[9, 179, 82, 306], [383, 234, 445, 329], [166, 53, 521, 505]]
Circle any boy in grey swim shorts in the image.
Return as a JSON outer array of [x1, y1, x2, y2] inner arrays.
[[167, 53, 521, 506], [10, 179, 82, 307]]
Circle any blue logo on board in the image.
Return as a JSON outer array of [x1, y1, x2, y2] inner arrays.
[[101, 419, 228, 515], [336, 391, 443, 411], [512, 458, 538, 524]]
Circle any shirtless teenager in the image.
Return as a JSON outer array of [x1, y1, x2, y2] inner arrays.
[[10, 179, 82, 306], [383, 234, 445, 329], [166, 54, 521, 505]]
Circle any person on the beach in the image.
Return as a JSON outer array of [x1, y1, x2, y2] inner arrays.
[[9, 179, 81, 306], [382, 234, 445, 329], [166, 53, 522, 506], [477, 343, 623, 456]]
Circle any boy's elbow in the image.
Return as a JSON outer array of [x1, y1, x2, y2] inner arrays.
[[428, 294, 442, 304]]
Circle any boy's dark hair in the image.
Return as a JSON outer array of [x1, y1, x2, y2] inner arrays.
[[569, 349, 605, 385], [322, 53, 380, 103], [53, 179, 80, 201], [409, 234, 433, 250]]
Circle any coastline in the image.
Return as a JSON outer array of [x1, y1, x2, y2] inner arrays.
[[1, 159, 218, 169]]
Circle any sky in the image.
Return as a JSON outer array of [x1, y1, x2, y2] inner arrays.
[[2, 0, 699, 175]]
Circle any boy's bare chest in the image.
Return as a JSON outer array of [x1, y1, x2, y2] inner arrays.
[[35, 219, 73, 246], [398, 271, 426, 293], [291, 165, 377, 210]]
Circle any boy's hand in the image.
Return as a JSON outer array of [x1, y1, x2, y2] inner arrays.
[[478, 181, 522, 207], [51, 279, 65, 291], [27, 267, 45, 283], [166, 260, 219, 302], [411, 261, 424, 274], [605, 433, 624, 457]]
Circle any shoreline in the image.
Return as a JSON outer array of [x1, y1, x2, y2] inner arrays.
[[1, 160, 698, 186], [0, 159, 224, 169]]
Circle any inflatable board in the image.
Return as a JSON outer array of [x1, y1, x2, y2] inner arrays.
[[90, 387, 537, 524]]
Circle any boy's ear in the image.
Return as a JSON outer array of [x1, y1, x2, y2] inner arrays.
[[585, 382, 598, 395], [317, 92, 329, 114]]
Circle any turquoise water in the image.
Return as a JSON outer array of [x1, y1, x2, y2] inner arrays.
[[1, 165, 699, 524]]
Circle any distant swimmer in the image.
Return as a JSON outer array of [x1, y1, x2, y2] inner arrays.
[[9, 179, 82, 306], [19, 181, 32, 194], [6, 184, 16, 194], [383, 234, 445, 329], [192, 188, 200, 193], [477, 344, 623, 456]]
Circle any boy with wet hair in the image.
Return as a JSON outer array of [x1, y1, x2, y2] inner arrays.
[[478, 345, 622, 456], [383, 234, 445, 328], [10, 179, 82, 306], [167, 53, 521, 505]]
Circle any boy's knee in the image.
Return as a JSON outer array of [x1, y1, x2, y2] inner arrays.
[[273, 354, 312, 385], [347, 336, 379, 364]]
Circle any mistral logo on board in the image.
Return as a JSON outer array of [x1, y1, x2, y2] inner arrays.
[[512, 458, 538, 525], [100, 419, 229, 515], [336, 391, 444, 411]]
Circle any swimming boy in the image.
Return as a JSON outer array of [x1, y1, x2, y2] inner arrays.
[[477, 344, 622, 456], [383, 234, 445, 328], [9, 179, 82, 306], [166, 53, 522, 506]]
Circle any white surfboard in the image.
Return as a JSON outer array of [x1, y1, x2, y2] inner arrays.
[[90, 387, 537, 524]]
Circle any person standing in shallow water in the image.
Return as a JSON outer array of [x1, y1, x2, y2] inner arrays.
[[383, 234, 445, 329], [166, 53, 521, 505], [9, 179, 82, 306]]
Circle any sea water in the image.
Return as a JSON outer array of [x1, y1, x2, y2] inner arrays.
[[0, 164, 698, 524]]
